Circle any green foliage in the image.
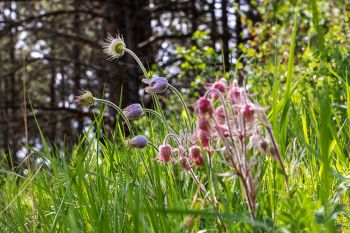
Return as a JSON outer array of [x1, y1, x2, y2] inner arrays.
[[1, 1, 350, 232]]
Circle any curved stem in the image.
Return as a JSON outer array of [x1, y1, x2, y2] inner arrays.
[[168, 84, 193, 131], [144, 109, 177, 134], [94, 98, 133, 135], [125, 48, 148, 79], [163, 133, 181, 146]]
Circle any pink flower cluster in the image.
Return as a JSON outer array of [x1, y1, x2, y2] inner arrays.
[[156, 78, 287, 218]]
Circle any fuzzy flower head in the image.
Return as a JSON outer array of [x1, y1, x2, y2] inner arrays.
[[189, 145, 204, 166], [125, 135, 148, 149], [214, 105, 226, 124], [197, 118, 211, 131], [197, 97, 213, 116], [142, 77, 169, 94], [157, 144, 173, 163], [207, 78, 227, 99], [229, 85, 241, 104], [102, 34, 126, 60], [75, 90, 94, 108], [123, 103, 144, 120]]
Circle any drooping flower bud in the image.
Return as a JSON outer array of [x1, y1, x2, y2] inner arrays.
[[197, 97, 213, 116], [197, 129, 210, 148], [122, 103, 144, 120], [75, 90, 94, 108], [197, 118, 211, 131], [125, 135, 148, 149], [214, 124, 229, 137], [214, 105, 226, 124], [240, 103, 255, 123], [189, 145, 204, 166], [179, 156, 191, 171], [142, 77, 169, 94], [210, 78, 227, 99], [102, 34, 126, 60], [229, 85, 241, 104], [157, 144, 173, 163]]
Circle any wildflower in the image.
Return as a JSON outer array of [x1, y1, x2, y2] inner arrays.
[[123, 103, 144, 120], [142, 77, 169, 94], [240, 103, 255, 123], [189, 145, 204, 166], [157, 144, 173, 163], [197, 129, 210, 148], [75, 90, 94, 108], [229, 85, 241, 104], [214, 105, 226, 124], [102, 34, 126, 60], [240, 103, 268, 123], [206, 78, 227, 99], [197, 97, 213, 116], [197, 118, 211, 131], [125, 135, 148, 149], [179, 156, 191, 171], [214, 124, 229, 137]]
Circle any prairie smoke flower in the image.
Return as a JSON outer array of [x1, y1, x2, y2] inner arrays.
[[142, 77, 169, 94], [197, 129, 210, 148], [75, 90, 94, 108], [214, 124, 229, 137], [240, 103, 268, 123], [189, 145, 204, 166], [179, 156, 191, 170], [157, 144, 173, 163], [207, 78, 227, 99], [214, 105, 226, 124], [102, 34, 126, 60], [197, 97, 213, 116], [197, 118, 211, 131], [240, 103, 255, 123], [122, 103, 144, 120], [125, 135, 148, 149], [229, 85, 241, 104]]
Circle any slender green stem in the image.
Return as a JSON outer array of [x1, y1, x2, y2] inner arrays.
[[94, 98, 133, 135], [168, 84, 193, 131], [125, 48, 149, 79], [144, 109, 177, 134]]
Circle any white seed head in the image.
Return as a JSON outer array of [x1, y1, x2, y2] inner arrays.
[[102, 34, 126, 60]]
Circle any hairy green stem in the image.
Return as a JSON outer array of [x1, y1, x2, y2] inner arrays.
[[125, 48, 149, 79]]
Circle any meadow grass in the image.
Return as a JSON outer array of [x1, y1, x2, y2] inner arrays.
[[1, 4, 349, 233]]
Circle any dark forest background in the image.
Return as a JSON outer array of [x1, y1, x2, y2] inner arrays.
[[1, 0, 263, 161]]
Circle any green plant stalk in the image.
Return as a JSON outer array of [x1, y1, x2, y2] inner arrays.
[[93, 98, 133, 135]]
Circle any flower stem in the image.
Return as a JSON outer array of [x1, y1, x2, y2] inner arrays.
[[125, 48, 149, 79], [94, 98, 133, 135]]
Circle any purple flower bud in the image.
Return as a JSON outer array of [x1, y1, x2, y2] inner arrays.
[[142, 77, 169, 94], [122, 103, 144, 120], [125, 135, 148, 149], [157, 144, 173, 163]]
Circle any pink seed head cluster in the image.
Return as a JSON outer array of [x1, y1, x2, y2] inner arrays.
[[156, 77, 287, 218]]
